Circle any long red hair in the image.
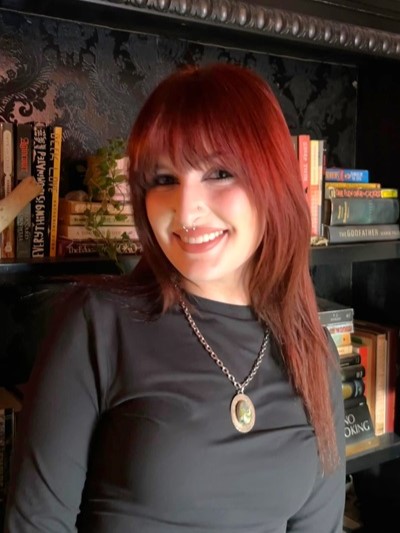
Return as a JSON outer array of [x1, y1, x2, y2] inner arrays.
[[128, 63, 339, 471]]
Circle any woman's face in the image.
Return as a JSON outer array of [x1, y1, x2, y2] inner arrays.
[[145, 157, 263, 304]]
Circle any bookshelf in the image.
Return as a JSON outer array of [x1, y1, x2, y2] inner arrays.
[[1, 0, 400, 528]]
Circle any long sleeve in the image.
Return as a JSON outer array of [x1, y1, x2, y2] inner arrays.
[[4, 289, 104, 532]]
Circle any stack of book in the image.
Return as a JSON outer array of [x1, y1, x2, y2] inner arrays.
[[317, 298, 377, 456], [291, 134, 326, 238], [57, 198, 142, 257], [322, 168, 400, 244], [0, 387, 22, 526], [0, 121, 63, 258], [352, 320, 399, 438]]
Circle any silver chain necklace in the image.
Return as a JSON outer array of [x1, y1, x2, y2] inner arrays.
[[179, 297, 270, 434]]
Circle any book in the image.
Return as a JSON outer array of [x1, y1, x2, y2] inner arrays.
[[325, 186, 397, 199], [351, 336, 375, 428], [57, 224, 139, 241], [324, 321, 354, 335], [324, 182, 381, 192], [317, 297, 354, 326], [322, 223, 400, 243], [0, 388, 22, 503], [58, 198, 133, 216], [325, 168, 369, 182], [353, 323, 387, 436], [331, 332, 352, 347], [337, 344, 354, 356], [324, 198, 399, 225], [0, 122, 15, 258], [57, 237, 142, 257], [309, 139, 324, 236], [47, 126, 63, 257], [354, 320, 399, 434], [15, 122, 33, 258], [31, 122, 48, 258], [344, 399, 376, 456], [342, 379, 365, 400], [58, 213, 135, 226], [340, 353, 361, 367], [292, 134, 310, 198], [341, 364, 365, 382]]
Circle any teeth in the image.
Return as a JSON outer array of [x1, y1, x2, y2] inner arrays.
[[181, 230, 224, 244]]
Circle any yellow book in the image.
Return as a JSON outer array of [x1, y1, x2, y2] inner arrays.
[[49, 126, 63, 257]]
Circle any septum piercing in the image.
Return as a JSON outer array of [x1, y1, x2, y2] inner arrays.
[[182, 225, 196, 232]]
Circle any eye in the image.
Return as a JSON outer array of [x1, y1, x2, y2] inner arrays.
[[207, 169, 234, 181], [149, 174, 178, 187]]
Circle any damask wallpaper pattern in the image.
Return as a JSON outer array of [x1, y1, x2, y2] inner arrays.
[[0, 10, 357, 381], [0, 10, 357, 193]]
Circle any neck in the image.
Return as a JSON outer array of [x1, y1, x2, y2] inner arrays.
[[181, 280, 251, 305]]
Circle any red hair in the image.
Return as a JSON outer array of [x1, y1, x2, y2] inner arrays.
[[128, 63, 339, 471]]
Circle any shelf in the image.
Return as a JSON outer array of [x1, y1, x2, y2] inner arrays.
[[346, 433, 400, 475], [1, 240, 400, 282], [0, 256, 140, 284], [310, 240, 400, 266]]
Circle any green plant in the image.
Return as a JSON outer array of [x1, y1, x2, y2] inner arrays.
[[83, 137, 136, 272]]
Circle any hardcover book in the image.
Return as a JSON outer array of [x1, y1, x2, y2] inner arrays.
[[58, 213, 135, 226], [57, 237, 142, 257], [325, 168, 369, 182], [324, 198, 399, 225], [345, 399, 378, 457], [58, 198, 134, 216], [15, 122, 33, 259], [57, 224, 139, 241], [317, 297, 354, 326], [31, 122, 48, 258], [47, 125, 63, 258], [325, 186, 397, 199], [0, 122, 15, 258], [322, 223, 400, 243], [341, 364, 366, 382]]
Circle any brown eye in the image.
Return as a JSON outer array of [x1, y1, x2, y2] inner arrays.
[[150, 174, 178, 187], [209, 169, 234, 180]]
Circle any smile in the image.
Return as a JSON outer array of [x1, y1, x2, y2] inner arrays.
[[180, 230, 225, 244]]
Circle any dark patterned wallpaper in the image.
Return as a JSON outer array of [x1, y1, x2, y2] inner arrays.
[[0, 10, 357, 195], [0, 10, 358, 382]]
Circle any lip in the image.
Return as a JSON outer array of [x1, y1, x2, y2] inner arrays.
[[173, 228, 227, 253]]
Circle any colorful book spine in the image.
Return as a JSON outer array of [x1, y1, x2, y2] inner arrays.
[[325, 186, 397, 199], [57, 237, 142, 257], [31, 122, 48, 258], [341, 364, 366, 382], [57, 224, 138, 241], [325, 168, 369, 183], [58, 198, 133, 216], [324, 198, 399, 225], [317, 297, 354, 326], [297, 134, 310, 199], [323, 223, 400, 243], [47, 126, 63, 258], [0, 122, 15, 258], [58, 213, 135, 226], [15, 123, 33, 258]]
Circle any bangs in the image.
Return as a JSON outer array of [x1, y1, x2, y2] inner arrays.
[[129, 67, 265, 184]]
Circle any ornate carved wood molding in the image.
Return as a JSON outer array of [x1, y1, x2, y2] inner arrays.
[[101, 0, 400, 59]]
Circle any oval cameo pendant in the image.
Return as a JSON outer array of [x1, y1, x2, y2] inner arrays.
[[230, 393, 256, 433]]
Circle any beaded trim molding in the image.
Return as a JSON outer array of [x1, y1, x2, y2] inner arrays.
[[105, 0, 400, 59]]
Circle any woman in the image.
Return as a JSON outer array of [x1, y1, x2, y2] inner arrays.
[[5, 63, 345, 532]]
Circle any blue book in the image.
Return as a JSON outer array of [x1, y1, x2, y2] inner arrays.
[[325, 168, 369, 183]]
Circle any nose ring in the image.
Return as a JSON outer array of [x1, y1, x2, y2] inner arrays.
[[182, 224, 196, 232]]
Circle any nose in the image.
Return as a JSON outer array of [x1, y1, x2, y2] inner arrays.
[[173, 181, 204, 226]]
